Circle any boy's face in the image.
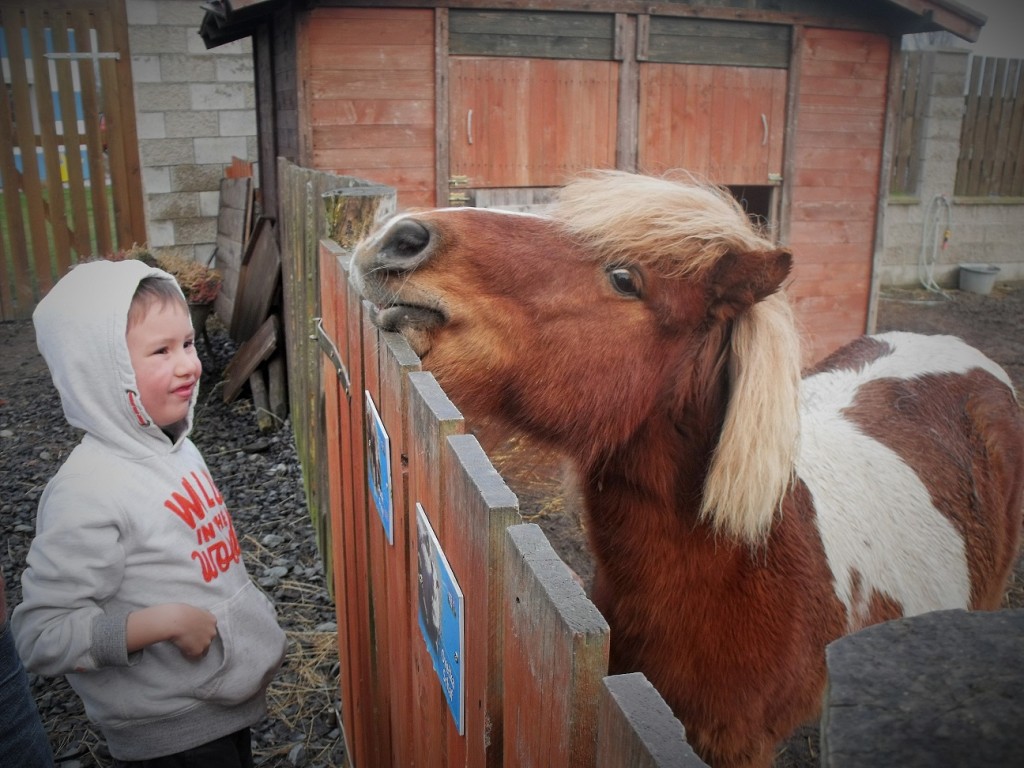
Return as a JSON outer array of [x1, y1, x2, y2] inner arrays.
[[126, 300, 202, 428]]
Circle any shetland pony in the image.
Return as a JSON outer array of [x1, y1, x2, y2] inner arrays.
[[352, 171, 1024, 768]]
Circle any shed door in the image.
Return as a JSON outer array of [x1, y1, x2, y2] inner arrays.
[[636, 16, 790, 186], [638, 64, 786, 185], [448, 57, 618, 191], [446, 9, 619, 205]]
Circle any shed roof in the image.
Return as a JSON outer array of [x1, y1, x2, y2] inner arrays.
[[198, 0, 986, 48]]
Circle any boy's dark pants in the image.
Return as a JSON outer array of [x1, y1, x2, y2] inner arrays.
[[0, 618, 55, 767], [111, 727, 253, 768]]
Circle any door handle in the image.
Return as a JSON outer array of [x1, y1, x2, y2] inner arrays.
[[761, 113, 768, 146], [467, 109, 473, 145]]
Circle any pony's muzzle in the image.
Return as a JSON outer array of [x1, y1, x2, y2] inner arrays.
[[373, 218, 431, 273]]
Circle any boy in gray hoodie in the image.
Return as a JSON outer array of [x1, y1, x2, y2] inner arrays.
[[12, 259, 287, 766]]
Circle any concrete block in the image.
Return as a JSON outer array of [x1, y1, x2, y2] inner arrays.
[[147, 191, 200, 219], [159, 54, 216, 83], [156, 0, 208, 26], [199, 191, 220, 217], [194, 136, 247, 165], [139, 137, 194, 166], [147, 219, 175, 247], [216, 57, 254, 82], [142, 166, 171, 195], [822, 609, 1024, 768], [130, 24, 190, 55], [134, 83, 191, 112], [929, 49, 969, 75], [194, 243, 216, 266], [131, 55, 161, 83], [190, 83, 250, 111], [126, 0, 159, 25], [219, 110, 257, 137], [165, 111, 219, 139], [170, 164, 223, 193], [174, 217, 218, 246], [135, 112, 166, 140]]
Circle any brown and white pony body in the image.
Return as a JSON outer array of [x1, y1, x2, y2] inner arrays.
[[352, 171, 1024, 768]]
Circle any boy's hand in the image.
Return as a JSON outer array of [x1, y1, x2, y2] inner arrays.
[[126, 603, 218, 659]]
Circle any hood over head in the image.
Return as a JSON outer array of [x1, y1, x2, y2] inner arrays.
[[33, 259, 197, 455]]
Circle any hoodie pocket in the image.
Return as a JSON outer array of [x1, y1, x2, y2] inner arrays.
[[194, 580, 287, 705]]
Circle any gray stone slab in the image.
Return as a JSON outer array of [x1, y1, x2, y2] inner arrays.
[[822, 608, 1024, 767]]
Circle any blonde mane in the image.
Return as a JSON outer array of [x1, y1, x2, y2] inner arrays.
[[554, 170, 803, 544]]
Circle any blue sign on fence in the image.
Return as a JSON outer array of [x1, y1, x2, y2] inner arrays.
[[365, 391, 394, 545], [416, 503, 465, 734]]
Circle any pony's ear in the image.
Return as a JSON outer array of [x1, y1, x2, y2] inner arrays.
[[707, 248, 792, 323]]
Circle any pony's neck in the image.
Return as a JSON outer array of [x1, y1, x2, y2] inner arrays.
[[579, 327, 734, 559]]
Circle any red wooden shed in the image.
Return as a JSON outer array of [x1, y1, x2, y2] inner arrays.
[[200, 0, 983, 363]]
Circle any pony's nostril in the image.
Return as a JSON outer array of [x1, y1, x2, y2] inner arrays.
[[379, 219, 430, 269]]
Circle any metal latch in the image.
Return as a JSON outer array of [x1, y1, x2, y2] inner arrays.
[[313, 317, 351, 399]]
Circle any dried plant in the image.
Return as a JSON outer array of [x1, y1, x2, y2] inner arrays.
[[79, 245, 221, 305], [154, 253, 223, 305]]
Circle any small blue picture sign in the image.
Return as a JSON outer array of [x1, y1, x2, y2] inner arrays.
[[415, 503, 465, 734], [364, 391, 393, 545]]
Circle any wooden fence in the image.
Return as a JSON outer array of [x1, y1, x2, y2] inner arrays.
[[956, 54, 1024, 197], [890, 51, 1024, 197], [889, 49, 929, 195], [277, 158, 705, 767], [0, 1, 145, 320]]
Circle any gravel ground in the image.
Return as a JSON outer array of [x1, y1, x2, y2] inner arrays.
[[1, 317, 346, 768]]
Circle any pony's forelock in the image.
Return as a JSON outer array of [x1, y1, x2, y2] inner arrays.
[[700, 292, 802, 544], [552, 170, 775, 277]]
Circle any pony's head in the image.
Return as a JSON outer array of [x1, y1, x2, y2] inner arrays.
[[353, 170, 802, 543]]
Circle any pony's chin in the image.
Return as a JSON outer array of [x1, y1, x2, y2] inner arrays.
[[370, 304, 441, 358], [372, 304, 445, 332]]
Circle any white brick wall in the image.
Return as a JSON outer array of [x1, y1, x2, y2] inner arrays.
[[127, 0, 256, 265]]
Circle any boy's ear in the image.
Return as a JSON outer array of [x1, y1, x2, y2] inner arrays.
[[707, 248, 792, 323]]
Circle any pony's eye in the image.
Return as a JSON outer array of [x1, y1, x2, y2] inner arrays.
[[608, 267, 641, 298]]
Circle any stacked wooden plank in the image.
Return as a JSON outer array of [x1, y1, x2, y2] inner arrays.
[[216, 160, 288, 432]]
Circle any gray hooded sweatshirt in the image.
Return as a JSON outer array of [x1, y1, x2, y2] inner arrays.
[[12, 259, 287, 760]]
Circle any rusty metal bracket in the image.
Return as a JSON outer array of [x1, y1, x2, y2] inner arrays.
[[313, 317, 351, 399]]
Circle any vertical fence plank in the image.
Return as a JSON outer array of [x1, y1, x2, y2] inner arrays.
[[3, 9, 52, 296], [597, 674, 705, 768], [69, 6, 113, 259], [93, 6, 143, 247], [1001, 60, 1024, 197], [979, 58, 1008, 196], [302, 173, 395, 768], [890, 50, 926, 195], [0, 10, 33, 316], [25, 8, 70, 280], [503, 523, 610, 768], [956, 55, 984, 196], [443, 434, 522, 768], [408, 371, 466, 766], [375, 328, 421, 767], [318, 240, 356, 766], [47, 12, 91, 262]]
